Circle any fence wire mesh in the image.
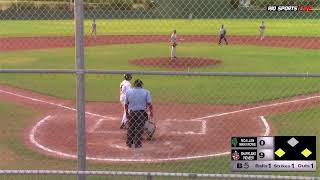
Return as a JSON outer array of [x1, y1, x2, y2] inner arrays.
[[0, 0, 320, 179]]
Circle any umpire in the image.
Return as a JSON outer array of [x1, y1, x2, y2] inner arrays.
[[125, 79, 153, 148]]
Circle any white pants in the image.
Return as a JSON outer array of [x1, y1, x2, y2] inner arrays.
[[260, 30, 265, 40], [121, 103, 127, 124], [171, 46, 176, 59], [120, 97, 127, 124]]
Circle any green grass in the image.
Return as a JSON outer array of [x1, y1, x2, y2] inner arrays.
[[0, 43, 320, 104], [2, 43, 320, 73], [0, 100, 77, 170], [0, 19, 319, 37], [1, 17, 319, 179]]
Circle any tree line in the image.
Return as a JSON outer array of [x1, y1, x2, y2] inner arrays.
[[4, 0, 156, 11], [230, 0, 320, 9]]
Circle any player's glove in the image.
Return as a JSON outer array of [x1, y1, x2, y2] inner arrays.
[[172, 42, 177, 47]]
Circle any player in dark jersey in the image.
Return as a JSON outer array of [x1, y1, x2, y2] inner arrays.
[[218, 24, 228, 45], [91, 18, 97, 38], [259, 21, 266, 40]]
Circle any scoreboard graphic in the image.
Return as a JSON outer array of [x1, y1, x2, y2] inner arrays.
[[231, 136, 316, 172]]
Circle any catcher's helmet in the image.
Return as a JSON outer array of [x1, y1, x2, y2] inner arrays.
[[124, 74, 132, 81]]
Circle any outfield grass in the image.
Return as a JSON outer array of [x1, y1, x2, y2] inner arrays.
[[0, 19, 319, 37], [0, 43, 319, 104], [1, 16, 319, 179]]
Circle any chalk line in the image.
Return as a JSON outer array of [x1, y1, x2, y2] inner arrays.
[[0, 88, 293, 162], [0, 89, 116, 120]]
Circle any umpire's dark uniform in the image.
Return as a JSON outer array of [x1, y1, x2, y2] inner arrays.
[[125, 79, 153, 148]]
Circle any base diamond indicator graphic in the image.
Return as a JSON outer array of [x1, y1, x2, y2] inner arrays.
[[287, 137, 299, 147], [301, 148, 312, 158], [232, 136, 316, 172], [275, 148, 286, 158]]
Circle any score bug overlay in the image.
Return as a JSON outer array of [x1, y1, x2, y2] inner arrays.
[[267, 5, 313, 12], [231, 136, 316, 172]]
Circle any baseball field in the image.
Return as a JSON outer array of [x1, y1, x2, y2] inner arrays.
[[0, 19, 319, 179]]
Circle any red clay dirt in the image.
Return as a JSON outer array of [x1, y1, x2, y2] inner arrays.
[[129, 57, 221, 69], [0, 35, 319, 52], [1, 84, 320, 163]]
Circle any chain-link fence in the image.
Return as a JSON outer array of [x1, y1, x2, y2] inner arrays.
[[0, 0, 319, 180], [1, 0, 320, 19]]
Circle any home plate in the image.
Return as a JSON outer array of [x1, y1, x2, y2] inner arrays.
[[163, 141, 171, 146], [110, 144, 129, 150]]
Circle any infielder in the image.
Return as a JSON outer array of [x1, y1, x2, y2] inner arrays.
[[91, 18, 97, 38], [170, 30, 177, 60], [259, 21, 266, 40], [119, 74, 132, 129], [218, 24, 228, 45]]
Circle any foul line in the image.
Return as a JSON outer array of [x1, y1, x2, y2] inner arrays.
[[3, 88, 316, 162], [259, 116, 271, 136], [191, 95, 320, 121], [0, 89, 116, 120]]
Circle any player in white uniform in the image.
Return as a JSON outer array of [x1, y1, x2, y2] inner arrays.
[[170, 30, 177, 60], [119, 74, 132, 129], [259, 21, 266, 40]]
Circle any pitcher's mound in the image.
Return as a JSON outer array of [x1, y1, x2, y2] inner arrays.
[[129, 57, 221, 69]]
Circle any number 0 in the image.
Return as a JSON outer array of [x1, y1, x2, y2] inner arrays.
[[259, 140, 265, 146]]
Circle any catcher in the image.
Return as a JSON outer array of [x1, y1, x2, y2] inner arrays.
[[170, 29, 177, 60], [144, 116, 156, 140]]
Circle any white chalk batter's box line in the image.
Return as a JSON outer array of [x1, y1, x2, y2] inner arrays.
[[165, 119, 206, 135], [88, 118, 119, 133], [2, 88, 317, 162], [89, 118, 206, 135]]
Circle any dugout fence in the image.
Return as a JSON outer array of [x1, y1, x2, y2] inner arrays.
[[0, 0, 319, 180]]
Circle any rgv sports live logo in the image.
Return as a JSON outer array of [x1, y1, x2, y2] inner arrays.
[[267, 5, 314, 12]]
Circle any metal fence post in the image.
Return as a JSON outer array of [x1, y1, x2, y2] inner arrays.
[[147, 173, 153, 180], [74, 0, 86, 180]]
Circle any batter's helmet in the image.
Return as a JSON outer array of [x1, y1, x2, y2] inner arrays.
[[124, 74, 132, 81], [133, 79, 143, 87]]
